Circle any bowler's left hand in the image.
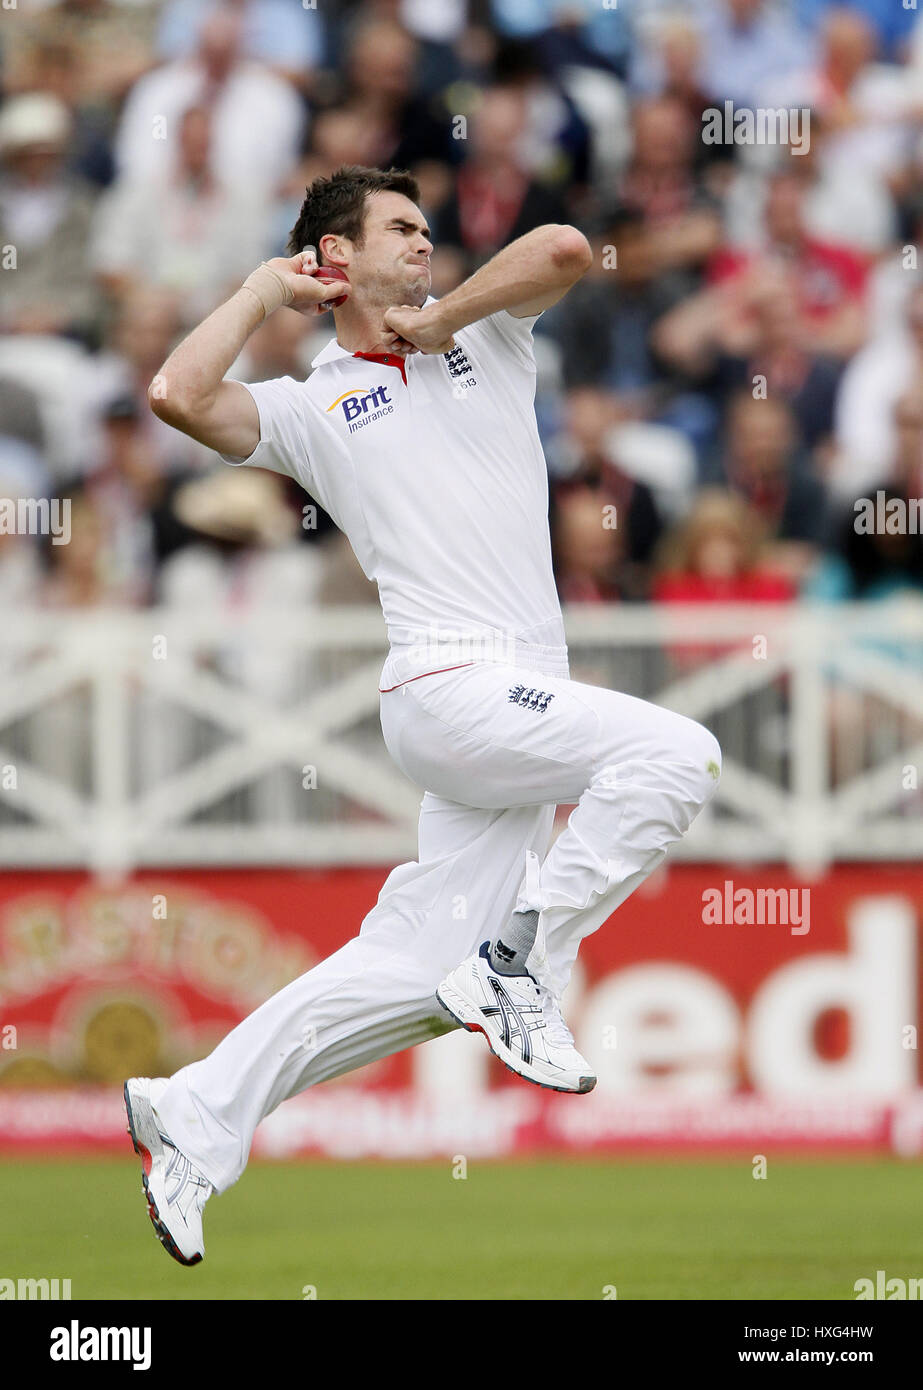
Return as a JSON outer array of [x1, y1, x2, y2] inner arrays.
[[382, 304, 456, 355]]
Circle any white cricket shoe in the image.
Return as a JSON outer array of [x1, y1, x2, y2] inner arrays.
[[436, 943, 596, 1094], [124, 1076, 213, 1266]]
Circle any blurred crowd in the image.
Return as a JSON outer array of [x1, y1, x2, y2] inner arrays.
[[2, 0, 923, 617]]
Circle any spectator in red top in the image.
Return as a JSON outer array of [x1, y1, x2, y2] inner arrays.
[[706, 168, 869, 358], [654, 488, 797, 605], [654, 488, 796, 671]]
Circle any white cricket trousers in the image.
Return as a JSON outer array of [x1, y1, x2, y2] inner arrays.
[[156, 646, 721, 1191]]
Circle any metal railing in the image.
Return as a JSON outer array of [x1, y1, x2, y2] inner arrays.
[[1, 601, 921, 873]]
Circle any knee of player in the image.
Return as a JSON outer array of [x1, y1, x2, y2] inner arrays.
[[680, 719, 722, 803], [596, 716, 721, 804]]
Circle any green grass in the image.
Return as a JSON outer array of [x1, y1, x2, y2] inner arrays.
[[0, 1156, 918, 1300]]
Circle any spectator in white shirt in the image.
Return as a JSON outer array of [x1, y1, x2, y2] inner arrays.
[[113, 9, 305, 197], [94, 104, 272, 326]]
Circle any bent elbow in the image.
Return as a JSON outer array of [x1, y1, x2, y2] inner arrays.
[[148, 374, 193, 428], [550, 225, 593, 276], [148, 373, 173, 421]]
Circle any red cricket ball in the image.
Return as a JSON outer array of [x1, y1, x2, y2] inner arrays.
[[312, 265, 350, 310]]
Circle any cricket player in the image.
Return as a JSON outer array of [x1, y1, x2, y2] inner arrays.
[[125, 165, 721, 1265]]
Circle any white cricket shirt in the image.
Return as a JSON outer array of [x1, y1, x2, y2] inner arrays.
[[222, 297, 568, 679]]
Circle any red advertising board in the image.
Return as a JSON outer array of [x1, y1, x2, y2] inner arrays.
[[0, 865, 920, 1156]]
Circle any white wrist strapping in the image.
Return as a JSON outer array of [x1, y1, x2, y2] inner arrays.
[[240, 263, 293, 319]]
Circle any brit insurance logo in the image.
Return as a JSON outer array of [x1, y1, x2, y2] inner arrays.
[[326, 384, 394, 434]]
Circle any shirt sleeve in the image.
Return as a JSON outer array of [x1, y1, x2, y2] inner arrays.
[[220, 376, 313, 485], [472, 307, 545, 373]]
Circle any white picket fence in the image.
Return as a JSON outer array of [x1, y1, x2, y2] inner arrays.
[[1, 600, 921, 873]]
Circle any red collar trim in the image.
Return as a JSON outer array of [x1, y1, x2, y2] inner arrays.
[[353, 350, 407, 385]]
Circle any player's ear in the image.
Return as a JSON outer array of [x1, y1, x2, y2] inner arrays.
[[318, 233, 348, 269]]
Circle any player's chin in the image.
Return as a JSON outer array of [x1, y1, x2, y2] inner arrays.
[[404, 272, 430, 304]]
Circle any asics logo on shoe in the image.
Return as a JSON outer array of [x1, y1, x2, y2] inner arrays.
[[481, 978, 543, 1064], [163, 1142, 210, 1208]]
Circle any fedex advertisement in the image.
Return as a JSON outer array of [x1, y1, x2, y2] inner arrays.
[[0, 864, 920, 1158]]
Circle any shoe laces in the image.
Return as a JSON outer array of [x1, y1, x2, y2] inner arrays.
[[535, 982, 576, 1049]]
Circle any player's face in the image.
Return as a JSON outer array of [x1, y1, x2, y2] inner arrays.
[[347, 192, 433, 308]]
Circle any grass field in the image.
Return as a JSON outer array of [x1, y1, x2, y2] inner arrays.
[[0, 1156, 918, 1300]]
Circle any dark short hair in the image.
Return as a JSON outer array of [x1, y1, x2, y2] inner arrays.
[[287, 164, 421, 260]]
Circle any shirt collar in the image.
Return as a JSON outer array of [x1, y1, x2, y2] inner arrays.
[[309, 295, 437, 371], [310, 337, 351, 370]]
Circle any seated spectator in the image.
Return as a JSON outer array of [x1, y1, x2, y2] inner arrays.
[[434, 83, 568, 269], [866, 199, 923, 344], [113, 9, 305, 196], [543, 205, 672, 395], [156, 0, 325, 94], [808, 385, 923, 782], [796, 0, 919, 62], [765, 6, 922, 191], [653, 488, 796, 673], [718, 390, 829, 581], [4, 36, 117, 189], [2, 0, 158, 113], [97, 289, 212, 477], [630, 15, 730, 177], [41, 487, 133, 608], [813, 390, 923, 600], [330, 17, 461, 175], [721, 110, 897, 259], [654, 488, 797, 604], [698, 0, 815, 109], [833, 282, 923, 500], [93, 104, 272, 327], [82, 396, 167, 605], [0, 93, 99, 342], [159, 468, 322, 623], [550, 483, 628, 603], [542, 96, 720, 395], [614, 96, 722, 282], [490, 0, 631, 74], [606, 420, 698, 525], [531, 22, 630, 204], [705, 169, 870, 359], [548, 386, 663, 601], [653, 260, 843, 454], [490, 37, 592, 197]]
